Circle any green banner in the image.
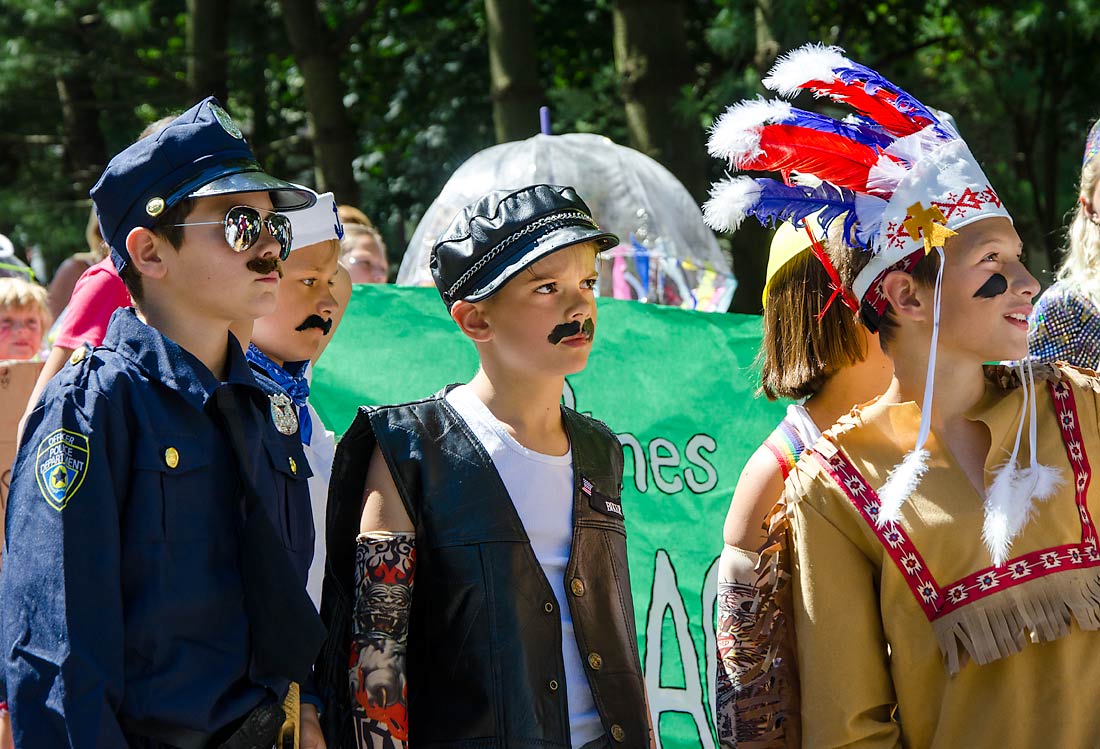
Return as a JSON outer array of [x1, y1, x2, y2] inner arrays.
[[312, 285, 784, 748]]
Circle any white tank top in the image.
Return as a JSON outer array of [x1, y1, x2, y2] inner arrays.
[[445, 385, 604, 747]]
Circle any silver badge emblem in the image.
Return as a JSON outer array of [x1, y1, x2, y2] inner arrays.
[[209, 102, 244, 140], [269, 393, 298, 435]]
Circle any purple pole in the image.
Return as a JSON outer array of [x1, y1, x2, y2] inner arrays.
[[539, 106, 552, 135]]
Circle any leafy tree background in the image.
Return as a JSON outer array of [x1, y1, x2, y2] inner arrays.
[[0, 0, 1096, 312]]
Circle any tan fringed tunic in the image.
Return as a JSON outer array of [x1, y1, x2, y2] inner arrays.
[[786, 363, 1100, 748]]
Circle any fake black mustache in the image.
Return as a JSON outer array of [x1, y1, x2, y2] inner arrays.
[[296, 314, 333, 335], [247, 256, 283, 277], [547, 318, 595, 345]]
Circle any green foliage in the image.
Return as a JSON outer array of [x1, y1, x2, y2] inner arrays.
[[0, 0, 1097, 290]]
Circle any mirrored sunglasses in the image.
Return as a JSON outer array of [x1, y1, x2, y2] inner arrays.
[[174, 205, 294, 261]]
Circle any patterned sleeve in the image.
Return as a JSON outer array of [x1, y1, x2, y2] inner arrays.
[[1029, 283, 1100, 369], [715, 500, 800, 749], [350, 532, 415, 749]]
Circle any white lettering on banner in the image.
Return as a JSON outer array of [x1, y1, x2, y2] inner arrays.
[[645, 549, 717, 749], [619, 434, 649, 493], [563, 380, 720, 497], [685, 435, 719, 493], [650, 438, 684, 494]]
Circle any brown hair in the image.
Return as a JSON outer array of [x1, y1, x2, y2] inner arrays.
[[758, 234, 867, 400], [843, 243, 941, 351], [120, 198, 193, 304]]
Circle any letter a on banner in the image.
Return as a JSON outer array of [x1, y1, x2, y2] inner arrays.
[[645, 550, 717, 749]]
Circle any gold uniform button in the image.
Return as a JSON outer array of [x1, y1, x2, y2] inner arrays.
[[587, 652, 603, 670], [543, 601, 554, 613], [146, 197, 166, 216], [69, 348, 86, 365], [164, 447, 180, 469], [548, 679, 558, 692], [571, 578, 585, 597], [288, 456, 297, 475], [610, 724, 625, 742]]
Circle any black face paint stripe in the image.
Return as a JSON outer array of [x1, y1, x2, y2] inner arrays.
[[974, 273, 1008, 298]]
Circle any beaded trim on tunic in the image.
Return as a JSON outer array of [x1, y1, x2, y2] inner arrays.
[[814, 375, 1100, 672]]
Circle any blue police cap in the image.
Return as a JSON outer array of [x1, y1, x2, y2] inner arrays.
[[91, 97, 317, 272]]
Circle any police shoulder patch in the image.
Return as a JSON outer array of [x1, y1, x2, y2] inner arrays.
[[36, 428, 90, 511]]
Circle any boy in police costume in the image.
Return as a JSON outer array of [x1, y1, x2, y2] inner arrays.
[[1, 98, 326, 748], [315, 185, 652, 749]]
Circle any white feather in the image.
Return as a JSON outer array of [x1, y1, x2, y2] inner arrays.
[[703, 177, 762, 233], [981, 462, 1022, 567], [707, 98, 792, 163], [762, 43, 849, 97], [876, 447, 929, 527], [981, 462, 1063, 567]]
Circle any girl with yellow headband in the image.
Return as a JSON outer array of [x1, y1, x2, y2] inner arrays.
[[712, 216, 891, 748]]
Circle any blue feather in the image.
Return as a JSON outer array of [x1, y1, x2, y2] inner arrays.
[[835, 62, 942, 128], [748, 179, 862, 246], [783, 107, 893, 149]]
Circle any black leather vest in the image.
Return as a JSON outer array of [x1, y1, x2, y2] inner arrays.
[[316, 391, 650, 748]]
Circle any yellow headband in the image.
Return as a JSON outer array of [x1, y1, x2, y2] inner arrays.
[[761, 216, 824, 308]]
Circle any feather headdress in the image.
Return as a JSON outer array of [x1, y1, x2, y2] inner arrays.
[[705, 43, 1055, 564]]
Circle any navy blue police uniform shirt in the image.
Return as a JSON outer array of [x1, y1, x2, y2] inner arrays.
[[0, 307, 314, 747]]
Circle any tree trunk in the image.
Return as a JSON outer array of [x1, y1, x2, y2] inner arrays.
[[55, 19, 107, 197], [612, 0, 708, 201], [186, 0, 229, 103], [277, 0, 361, 206], [485, 0, 542, 142]]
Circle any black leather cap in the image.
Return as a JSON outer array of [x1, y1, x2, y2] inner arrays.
[[430, 184, 618, 307]]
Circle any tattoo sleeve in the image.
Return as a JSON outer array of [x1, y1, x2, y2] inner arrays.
[[350, 532, 415, 749], [716, 541, 797, 749]]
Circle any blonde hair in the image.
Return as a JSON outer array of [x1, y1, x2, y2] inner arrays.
[[340, 223, 388, 264], [1055, 154, 1100, 293], [86, 206, 107, 261], [0, 277, 52, 328], [758, 233, 867, 400]]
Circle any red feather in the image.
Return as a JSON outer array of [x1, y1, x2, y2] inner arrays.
[[810, 80, 933, 138], [738, 124, 880, 191]]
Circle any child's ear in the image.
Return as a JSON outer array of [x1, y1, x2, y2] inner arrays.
[[451, 300, 493, 343], [126, 227, 169, 280], [881, 270, 928, 323]]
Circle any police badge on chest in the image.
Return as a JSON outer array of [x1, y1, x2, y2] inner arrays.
[[268, 392, 299, 435]]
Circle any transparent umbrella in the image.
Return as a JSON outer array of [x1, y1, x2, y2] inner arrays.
[[397, 133, 736, 312]]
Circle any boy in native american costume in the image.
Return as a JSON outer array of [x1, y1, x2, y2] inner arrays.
[[708, 43, 1100, 746]]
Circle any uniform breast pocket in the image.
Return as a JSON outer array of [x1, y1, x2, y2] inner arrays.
[[130, 435, 231, 544], [262, 436, 315, 553]]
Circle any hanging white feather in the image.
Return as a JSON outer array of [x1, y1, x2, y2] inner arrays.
[[982, 461, 1024, 567], [876, 447, 930, 527]]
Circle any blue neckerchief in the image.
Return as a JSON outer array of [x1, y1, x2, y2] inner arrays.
[[245, 343, 313, 445]]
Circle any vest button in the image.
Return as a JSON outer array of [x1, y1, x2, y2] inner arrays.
[[587, 652, 603, 670], [571, 578, 586, 596], [548, 679, 559, 692], [543, 601, 554, 613], [610, 724, 625, 742]]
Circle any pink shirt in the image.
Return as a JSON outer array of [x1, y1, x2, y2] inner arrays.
[[53, 258, 132, 349]]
